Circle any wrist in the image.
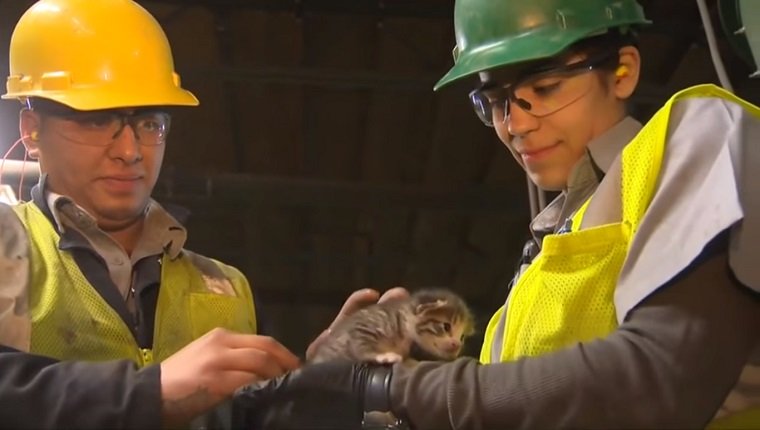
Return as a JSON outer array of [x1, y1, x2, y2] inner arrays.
[[159, 365, 218, 428], [362, 364, 410, 430], [161, 390, 213, 428]]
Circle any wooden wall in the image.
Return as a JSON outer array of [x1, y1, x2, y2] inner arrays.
[[0, 0, 757, 355]]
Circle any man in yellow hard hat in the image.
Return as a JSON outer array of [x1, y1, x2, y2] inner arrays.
[[235, 0, 760, 428], [0, 0, 304, 428]]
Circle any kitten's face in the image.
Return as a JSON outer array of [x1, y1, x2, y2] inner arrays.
[[411, 297, 475, 360], [414, 316, 471, 359]]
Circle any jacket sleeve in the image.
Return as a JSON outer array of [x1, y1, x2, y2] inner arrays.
[[0, 346, 163, 430], [389, 233, 760, 429]]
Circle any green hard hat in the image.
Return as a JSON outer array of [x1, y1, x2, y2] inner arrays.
[[434, 0, 652, 90]]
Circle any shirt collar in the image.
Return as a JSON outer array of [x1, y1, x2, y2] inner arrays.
[[45, 188, 80, 234], [586, 116, 642, 173], [132, 200, 187, 261], [530, 116, 643, 238], [32, 174, 188, 259]]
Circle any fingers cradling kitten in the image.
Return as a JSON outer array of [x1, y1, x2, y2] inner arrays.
[[309, 288, 475, 365]]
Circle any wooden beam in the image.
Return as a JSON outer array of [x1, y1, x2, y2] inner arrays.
[[183, 65, 438, 91], [142, 0, 454, 19], [155, 173, 527, 213]]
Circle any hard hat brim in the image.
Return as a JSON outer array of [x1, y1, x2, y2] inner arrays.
[[2, 87, 200, 110]]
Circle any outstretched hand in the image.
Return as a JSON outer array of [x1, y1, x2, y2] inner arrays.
[[305, 287, 409, 360], [159, 328, 300, 427]]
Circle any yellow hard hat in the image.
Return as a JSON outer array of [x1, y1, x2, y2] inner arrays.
[[2, 0, 199, 110]]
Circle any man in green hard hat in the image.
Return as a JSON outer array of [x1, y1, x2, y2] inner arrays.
[[234, 0, 760, 428]]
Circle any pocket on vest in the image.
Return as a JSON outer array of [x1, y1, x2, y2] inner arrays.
[[188, 292, 255, 338]]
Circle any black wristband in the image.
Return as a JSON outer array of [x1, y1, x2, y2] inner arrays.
[[365, 364, 392, 412], [362, 364, 409, 430]]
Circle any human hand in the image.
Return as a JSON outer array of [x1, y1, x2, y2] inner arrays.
[[305, 287, 410, 361], [233, 360, 408, 430], [159, 327, 300, 427]]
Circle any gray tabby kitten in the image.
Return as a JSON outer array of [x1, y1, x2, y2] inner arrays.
[[310, 288, 475, 364]]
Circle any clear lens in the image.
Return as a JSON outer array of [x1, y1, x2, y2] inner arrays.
[[511, 69, 594, 116], [53, 111, 171, 146], [469, 90, 495, 126], [468, 51, 616, 127], [469, 70, 594, 127]]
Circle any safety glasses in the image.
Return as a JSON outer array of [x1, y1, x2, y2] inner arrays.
[[33, 100, 172, 146], [469, 50, 618, 127]]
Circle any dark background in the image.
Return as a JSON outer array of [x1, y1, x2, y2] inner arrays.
[[1, 0, 758, 357]]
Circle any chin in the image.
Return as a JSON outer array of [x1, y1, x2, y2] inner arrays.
[[528, 172, 566, 192], [98, 202, 147, 223]]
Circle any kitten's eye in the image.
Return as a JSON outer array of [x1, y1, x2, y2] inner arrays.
[[443, 322, 452, 333]]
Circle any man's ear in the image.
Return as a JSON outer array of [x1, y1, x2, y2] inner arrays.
[[613, 45, 641, 100], [19, 108, 41, 159]]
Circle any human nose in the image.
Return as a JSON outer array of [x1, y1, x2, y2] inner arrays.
[[108, 119, 142, 164], [506, 102, 539, 137]]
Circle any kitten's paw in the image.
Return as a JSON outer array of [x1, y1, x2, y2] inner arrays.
[[373, 352, 403, 364]]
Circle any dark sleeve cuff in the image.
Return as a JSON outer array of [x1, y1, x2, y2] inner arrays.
[[0, 348, 163, 430]]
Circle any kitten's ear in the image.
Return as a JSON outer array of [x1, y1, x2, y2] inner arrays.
[[464, 324, 477, 336], [415, 299, 447, 314]]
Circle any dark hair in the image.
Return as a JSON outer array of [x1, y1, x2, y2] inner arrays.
[[551, 27, 641, 93], [566, 27, 640, 70]]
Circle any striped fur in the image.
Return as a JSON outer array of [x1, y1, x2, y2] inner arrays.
[[310, 288, 475, 364]]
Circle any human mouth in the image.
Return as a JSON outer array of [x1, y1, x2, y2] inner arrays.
[[99, 175, 143, 193], [520, 142, 560, 161]]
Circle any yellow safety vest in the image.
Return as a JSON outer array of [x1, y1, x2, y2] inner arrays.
[[13, 202, 257, 366], [481, 84, 760, 428]]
